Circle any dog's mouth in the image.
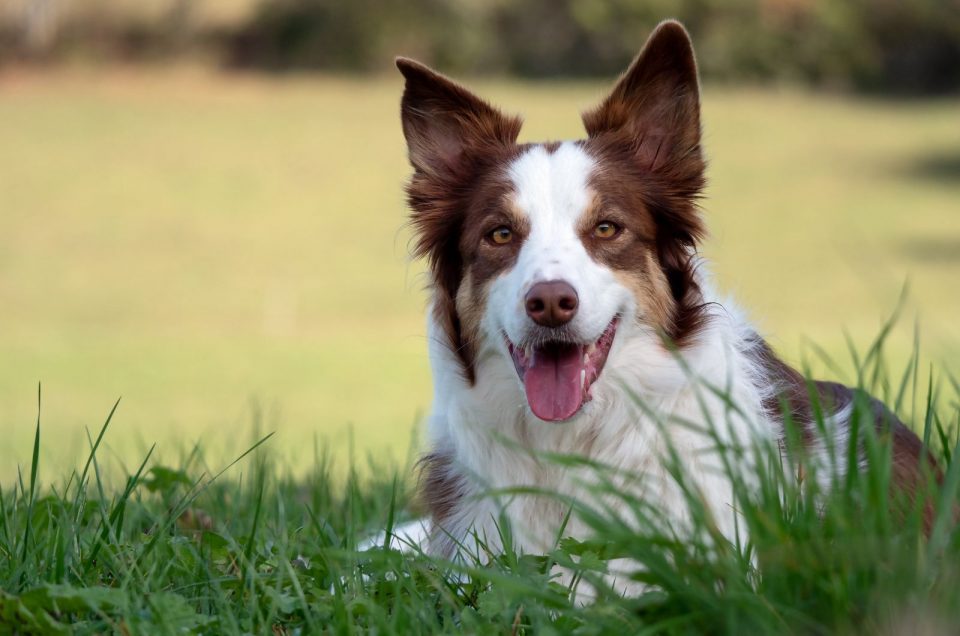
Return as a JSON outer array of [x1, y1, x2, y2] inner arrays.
[[506, 317, 619, 422]]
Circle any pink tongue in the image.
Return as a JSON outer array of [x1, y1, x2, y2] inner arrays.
[[524, 343, 585, 422]]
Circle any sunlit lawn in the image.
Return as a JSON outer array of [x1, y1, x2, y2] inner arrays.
[[1, 66, 958, 476]]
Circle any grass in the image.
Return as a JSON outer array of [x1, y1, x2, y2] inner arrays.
[[0, 66, 958, 475], [1, 324, 959, 634]]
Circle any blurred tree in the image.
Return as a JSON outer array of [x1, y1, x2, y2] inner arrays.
[[1, 0, 958, 94], [23, 0, 64, 53], [226, 0, 488, 72]]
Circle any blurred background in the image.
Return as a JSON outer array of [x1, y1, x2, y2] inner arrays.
[[1, 0, 958, 478]]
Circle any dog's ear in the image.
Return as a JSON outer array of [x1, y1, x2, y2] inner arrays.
[[582, 21, 700, 172], [396, 57, 522, 179]]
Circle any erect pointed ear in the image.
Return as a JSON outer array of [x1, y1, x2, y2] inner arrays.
[[396, 57, 522, 179], [582, 21, 701, 172]]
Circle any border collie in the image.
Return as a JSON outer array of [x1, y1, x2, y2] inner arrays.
[[393, 21, 934, 569]]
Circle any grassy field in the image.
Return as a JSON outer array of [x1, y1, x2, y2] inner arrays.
[[0, 67, 958, 476], [1, 357, 959, 633]]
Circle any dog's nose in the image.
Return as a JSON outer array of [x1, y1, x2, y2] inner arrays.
[[525, 280, 578, 328]]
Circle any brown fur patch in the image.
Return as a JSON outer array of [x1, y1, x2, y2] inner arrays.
[[574, 194, 674, 331], [581, 21, 701, 172], [460, 190, 530, 295], [751, 338, 942, 532], [580, 21, 708, 345], [454, 193, 533, 354], [398, 58, 525, 383], [417, 450, 466, 556], [541, 140, 562, 154], [453, 270, 485, 363]]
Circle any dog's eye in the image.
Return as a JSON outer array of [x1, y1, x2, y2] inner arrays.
[[489, 226, 513, 245], [594, 221, 620, 239]]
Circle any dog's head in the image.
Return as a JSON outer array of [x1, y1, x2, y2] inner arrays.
[[399, 21, 707, 422]]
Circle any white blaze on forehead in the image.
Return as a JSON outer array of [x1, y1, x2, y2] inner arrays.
[[506, 142, 598, 286], [508, 143, 596, 230], [490, 141, 628, 346]]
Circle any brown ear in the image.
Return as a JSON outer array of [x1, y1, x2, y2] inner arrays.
[[396, 57, 522, 179], [582, 21, 700, 172]]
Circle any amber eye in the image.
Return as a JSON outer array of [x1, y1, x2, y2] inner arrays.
[[594, 221, 620, 239], [489, 226, 513, 245]]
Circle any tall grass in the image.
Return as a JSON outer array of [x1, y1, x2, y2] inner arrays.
[[1, 323, 958, 634]]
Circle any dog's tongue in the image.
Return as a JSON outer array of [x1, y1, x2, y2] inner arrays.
[[524, 343, 584, 422]]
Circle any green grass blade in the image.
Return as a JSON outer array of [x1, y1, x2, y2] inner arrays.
[[19, 383, 43, 586]]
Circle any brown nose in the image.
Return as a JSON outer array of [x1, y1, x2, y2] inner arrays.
[[525, 280, 579, 328]]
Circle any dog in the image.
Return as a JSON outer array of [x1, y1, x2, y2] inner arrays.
[[392, 20, 935, 572]]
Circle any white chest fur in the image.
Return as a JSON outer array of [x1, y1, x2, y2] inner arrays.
[[424, 296, 775, 559]]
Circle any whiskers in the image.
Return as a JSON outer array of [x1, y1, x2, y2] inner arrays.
[[505, 324, 582, 350]]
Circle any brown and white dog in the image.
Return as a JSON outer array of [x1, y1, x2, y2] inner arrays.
[[392, 21, 934, 568]]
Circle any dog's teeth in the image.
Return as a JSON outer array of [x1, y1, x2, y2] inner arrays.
[[580, 369, 586, 390], [586, 343, 596, 355], [583, 353, 589, 365]]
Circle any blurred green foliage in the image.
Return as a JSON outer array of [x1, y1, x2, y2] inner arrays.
[[2, 0, 959, 94]]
